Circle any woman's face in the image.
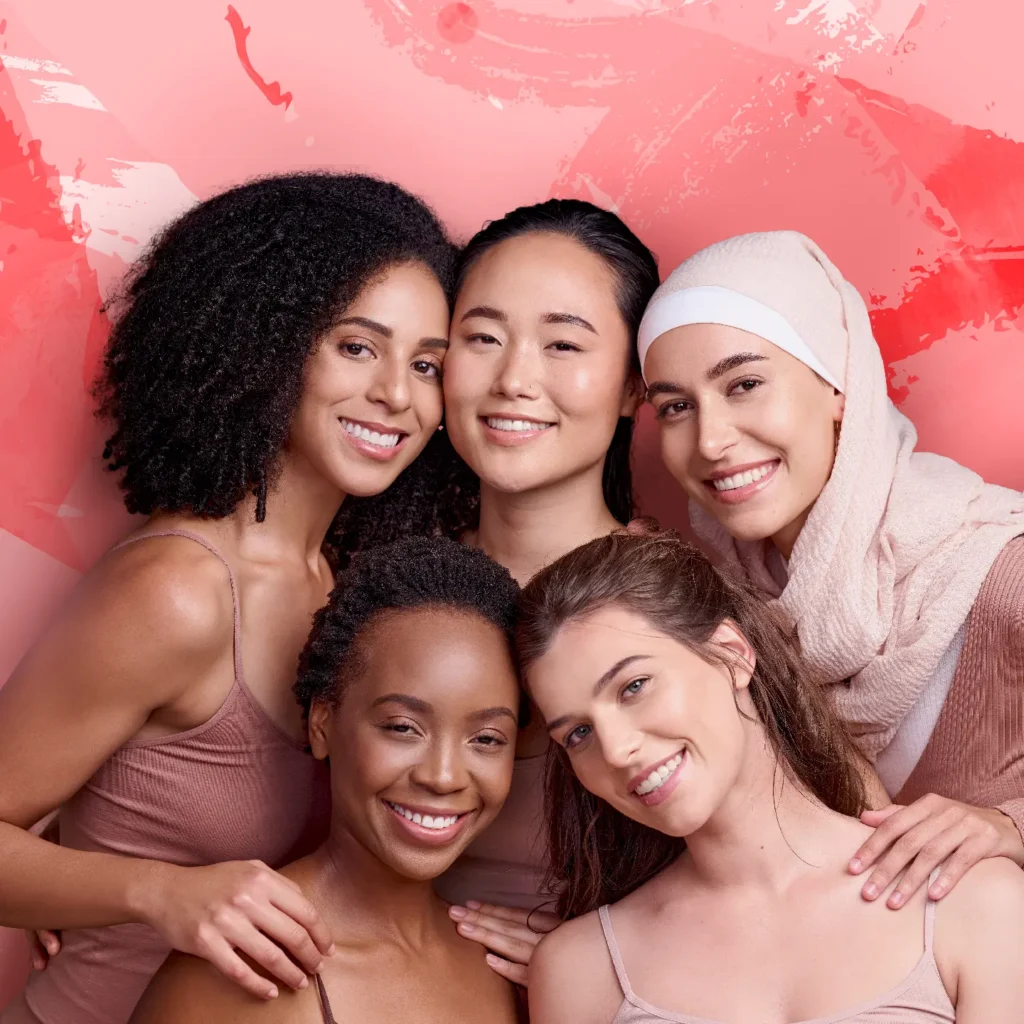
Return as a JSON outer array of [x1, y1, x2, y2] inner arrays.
[[644, 325, 845, 555], [443, 232, 640, 496], [310, 606, 519, 881], [527, 604, 756, 838], [288, 261, 450, 498]]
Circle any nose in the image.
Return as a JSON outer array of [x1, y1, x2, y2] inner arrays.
[[695, 397, 740, 462], [492, 338, 540, 401], [366, 352, 413, 413], [594, 720, 643, 771], [409, 736, 471, 796]]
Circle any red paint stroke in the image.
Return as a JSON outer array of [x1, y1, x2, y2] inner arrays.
[[0, 19, 6, 34], [0, 59, 110, 570], [224, 5, 293, 109], [73, 156, 85, 179], [438, 3, 478, 44], [795, 78, 816, 117]]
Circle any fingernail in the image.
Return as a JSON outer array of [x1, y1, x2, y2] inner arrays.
[[327, 944, 336, 956], [485, 954, 499, 965], [849, 858, 862, 873], [459, 922, 474, 934], [449, 906, 467, 919], [889, 891, 904, 908], [465, 900, 481, 909], [930, 878, 947, 897], [863, 883, 878, 899], [267, 987, 279, 1000], [299, 976, 309, 989]]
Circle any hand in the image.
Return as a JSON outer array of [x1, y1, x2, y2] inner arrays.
[[142, 860, 335, 1000], [851, 794, 1024, 908], [448, 901, 560, 986], [26, 929, 61, 971]]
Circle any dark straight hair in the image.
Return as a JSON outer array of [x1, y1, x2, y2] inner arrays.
[[455, 199, 660, 525], [516, 531, 867, 919]]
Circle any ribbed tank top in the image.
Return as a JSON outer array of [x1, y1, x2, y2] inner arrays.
[[596, 892, 955, 1024], [15, 530, 332, 1024]]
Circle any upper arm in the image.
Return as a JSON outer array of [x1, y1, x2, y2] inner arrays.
[[0, 541, 232, 827], [129, 952, 298, 1024], [935, 857, 1024, 1021], [528, 915, 620, 1024]]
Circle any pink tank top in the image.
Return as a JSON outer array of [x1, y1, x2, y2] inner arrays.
[[597, 895, 956, 1024], [17, 530, 331, 1024]]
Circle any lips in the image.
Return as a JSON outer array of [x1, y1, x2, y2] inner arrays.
[[339, 417, 410, 461], [479, 414, 555, 447], [627, 749, 688, 807], [702, 459, 779, 506], [383, 799, 475, 846]]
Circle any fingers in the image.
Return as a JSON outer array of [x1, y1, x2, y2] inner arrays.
[[883, 822, 972, 908], [486, 953, 528, 987], [194, 928, 282, 1001], [236, 902, 326, 984], [927, 837, 994, 900], [265, 881, 335, 960], [859, 812, 953, 902], [453, 919, 539, 966], [858, 805, 902, 828], [27, 932, 47, 972], [849, 802, 927, 874], [460, 901, 560, 933]]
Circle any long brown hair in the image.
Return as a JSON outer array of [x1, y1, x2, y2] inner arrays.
[[516, 531, 866, 919]]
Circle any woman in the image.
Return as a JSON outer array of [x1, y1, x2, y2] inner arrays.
[[427, 200, 659, 980], [130, 538, 523, 1024], [637, 230, 1024, 910], [0, 172, 459, 1024], [520, 532, 1024, 1023]]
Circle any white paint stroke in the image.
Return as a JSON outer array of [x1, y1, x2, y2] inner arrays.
[[30, 79, 106, 111], [58, 159, 197, 262], [1, 54, 73, 75]]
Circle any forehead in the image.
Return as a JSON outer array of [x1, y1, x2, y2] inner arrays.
[[644, 323, 784, 381], [354, 606, 518, 707], [346, 262, 449, 322], [456, 233, 621, 322]]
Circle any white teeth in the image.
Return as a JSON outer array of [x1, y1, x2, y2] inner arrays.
[[486, 417, 553, 433], [712, 463, 774, 492], [634, 753, 684, 796], [341, 419, 401, 448], [387, 802, 460, 829]]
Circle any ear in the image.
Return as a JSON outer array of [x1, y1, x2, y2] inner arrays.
[[710, 619, 756, 690], [832, 388, 846, 425], [619, 371, 645, 418], [307, 700, 333, 761]]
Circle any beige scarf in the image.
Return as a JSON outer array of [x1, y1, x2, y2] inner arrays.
[[640, 231, 1024, 758]]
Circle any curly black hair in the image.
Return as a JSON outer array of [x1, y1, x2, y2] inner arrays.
[[95, 171, 459, 528], [295, 537, 520, 714]]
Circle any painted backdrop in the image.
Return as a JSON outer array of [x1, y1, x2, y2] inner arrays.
[[1, 0, 1023, 995]]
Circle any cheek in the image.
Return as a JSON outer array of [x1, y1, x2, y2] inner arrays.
[[410, 380, 444, 432], [476, 752, 516, 811], [551, 361, 625, 422], [442, 352, 490, 410]]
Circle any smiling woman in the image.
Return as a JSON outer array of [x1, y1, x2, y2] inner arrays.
[[129, 538, 523, 1024]]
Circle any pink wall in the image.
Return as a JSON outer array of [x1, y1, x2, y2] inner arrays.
[[1, 0, 1022, 994]]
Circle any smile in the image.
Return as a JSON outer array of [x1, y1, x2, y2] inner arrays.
[[484, 417, 554, 433], [704, 459, 779, 505], [340, 418, 409, 461], [628, 749, 688, 807], [480, 414, 555, 447], [384, 800, 473, 845]]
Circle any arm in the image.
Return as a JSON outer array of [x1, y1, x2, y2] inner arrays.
[[934, 857, 1024, 1022], [0, 542, 332, 996], [527, 916, 619, 1024], [129, 951, 309, 1024]]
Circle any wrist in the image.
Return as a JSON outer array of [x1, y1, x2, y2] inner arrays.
[[993, 808, 1024, 865], [125, 859, 179, 928]]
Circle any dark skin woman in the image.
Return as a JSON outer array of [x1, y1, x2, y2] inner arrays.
[[130, 539, 523, 1024], [0, 173, 462, 1024]]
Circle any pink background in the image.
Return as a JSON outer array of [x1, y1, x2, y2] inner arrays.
[[1, 0, 1022, 1002]]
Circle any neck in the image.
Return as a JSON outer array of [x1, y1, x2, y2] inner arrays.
[[680, 723, 846, 890], [228, 451, 346, 569], [474, 464, 622, 586], [307, 822, 445, 948]]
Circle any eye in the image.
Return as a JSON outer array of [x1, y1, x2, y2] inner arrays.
[[340, 341, 373, 358], [412, 358, 441, 379], [729, 378, 763, 396], [655, 399, 692, 420], [471, 731, 508, 748], [621, 676, 649, 700], [547, 341, 581, 353], [563, 723, 592, 750], [382, 719, 420, 737], [466, 333, 500, 346]]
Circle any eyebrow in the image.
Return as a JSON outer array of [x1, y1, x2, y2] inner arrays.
[[372, 693, 431, 714], [544, 655, 651, 732], [468, 705, 518, 724], [337, 316, 448, 351], [645, 352, 769, 401], [460, 307, 597, 334]]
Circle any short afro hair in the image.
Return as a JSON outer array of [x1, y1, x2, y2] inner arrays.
[[295, 537, 520, 714], [95, 171, 457, 522]]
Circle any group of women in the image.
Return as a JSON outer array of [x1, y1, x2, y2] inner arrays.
[[0, 171, 1022, 1024]]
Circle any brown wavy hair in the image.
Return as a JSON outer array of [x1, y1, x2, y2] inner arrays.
[[516, 531, 866, 920]]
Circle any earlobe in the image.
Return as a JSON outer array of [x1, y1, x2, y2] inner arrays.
[[711, 620, 756, 690], [308, 700, 332, 761], [620, 373, 645, 418]]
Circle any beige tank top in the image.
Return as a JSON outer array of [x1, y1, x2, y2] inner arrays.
[[15, 530, 331, 1024], [597, 895, 955, 1024]]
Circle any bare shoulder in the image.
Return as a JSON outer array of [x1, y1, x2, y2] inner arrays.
[[937, 856, 1024, 938], [130, 952, 315, 1024], [529, 911, 621, 1024]]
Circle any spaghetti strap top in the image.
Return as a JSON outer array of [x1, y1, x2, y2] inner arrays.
[[596, 881, 956, 1023], [18, 529, 331, 1024], [315, 975, 337, 1024]]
